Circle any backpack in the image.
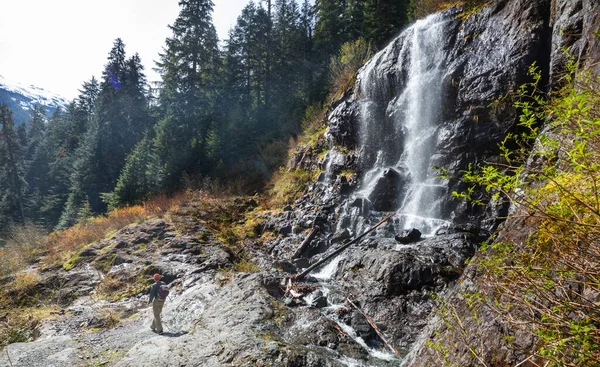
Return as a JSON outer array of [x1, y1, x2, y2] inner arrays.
[[157, 282, 170, 301]]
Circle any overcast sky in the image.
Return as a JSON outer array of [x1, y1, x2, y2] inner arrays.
[[0, 0, 252, 100]]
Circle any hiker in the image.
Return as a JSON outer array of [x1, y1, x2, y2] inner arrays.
[[148, 273, 169, 334]]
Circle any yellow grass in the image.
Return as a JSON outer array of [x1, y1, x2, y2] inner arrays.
[[0, 192, 191, 276]]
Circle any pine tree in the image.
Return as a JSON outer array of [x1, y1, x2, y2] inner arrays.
[[154, 0, 220, 187], [0, 103, 26, 228], [107, 135, 161, 207], [23, 105, 48, 222], [58, 124, 100, 229], [314, 0, 348, 56], [363, 0, 410, 47], [40, 108, 76, 227], [60, 39, 151, 217]]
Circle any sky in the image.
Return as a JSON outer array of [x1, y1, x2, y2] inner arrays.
[[0, 0, 252, 100]]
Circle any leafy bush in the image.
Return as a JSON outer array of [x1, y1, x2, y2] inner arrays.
[[329, 38, 374, 100], [452, 65, 600, 366]]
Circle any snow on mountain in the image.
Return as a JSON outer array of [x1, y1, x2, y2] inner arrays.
[[0, 74, 70, 124]]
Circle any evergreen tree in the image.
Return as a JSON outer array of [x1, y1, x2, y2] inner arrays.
[[314, 0, 348, 56], [0, 103, 26, 228], [23, 105, 48, 222], [154, 0, 220, 187], [58, 124, 101, 229], [59, 39, 151, 221], [40, 108, 76, 227], [363, 0, 410, 47], [107, 135, 161, 207]]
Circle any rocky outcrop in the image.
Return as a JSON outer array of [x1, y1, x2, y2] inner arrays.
[[2, 1, 598, 366], [550, 0, 600, 83], [403, 2, 600, 366]]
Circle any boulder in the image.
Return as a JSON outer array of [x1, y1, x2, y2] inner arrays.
[[395, 228, 422, 244], [367, 168, 407, 211]]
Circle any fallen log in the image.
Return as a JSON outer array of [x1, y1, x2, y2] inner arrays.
[[293, 212, 395, 281], [346, 297, 399, 356], [291, 225, 320, 259]]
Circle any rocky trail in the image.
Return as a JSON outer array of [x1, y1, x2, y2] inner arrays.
[[0, 192, 484, 367], [2, 0, 597, 365]]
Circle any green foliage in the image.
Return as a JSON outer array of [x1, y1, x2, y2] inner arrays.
[[106, 135, 162, 208], [62, 253, 84, 271], [0, 103, 26, 234], [410, 0, 488, 20], [453, 64, 600, 366], [269, 168, 314, 207], [0, 0, 420, 238], [233, 258, 261, 273], [329, 38, 374, 99]]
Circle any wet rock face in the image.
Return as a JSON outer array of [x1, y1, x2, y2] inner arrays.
[[550, 0, 600, 81], [367, 168, 408, 211], [327, 0, 552, 231]]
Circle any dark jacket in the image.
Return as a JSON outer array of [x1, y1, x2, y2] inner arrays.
[[149, 281, 165, 303]]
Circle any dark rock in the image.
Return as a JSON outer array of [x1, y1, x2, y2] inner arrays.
[[114, 240, 128, 249], [112, 255, 131, 266], [79, 248, 97, 257], [168, 237, 194, 249], [283, 205, 293, 212], [182, 248, 202, 256], [278, 224, 293, 236], [291, 257, 309, 270], [308, 291, 328, 308], [331, 229, 351, 243], [274, 260, 297, 274], [367, 168, 407, 211], [131, 234, 152, 245], [350, 309, 373, 342], [246, 198, 259, 208], [395, 228, 422, 244]]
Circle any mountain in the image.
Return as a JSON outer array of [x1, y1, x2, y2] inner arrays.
[[0, 74, 70, 125]]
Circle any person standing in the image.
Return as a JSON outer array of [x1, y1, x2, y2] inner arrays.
[[148, 273, 167, 334]]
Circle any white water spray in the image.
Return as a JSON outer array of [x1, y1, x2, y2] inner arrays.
[[353, 13, 453, 235]]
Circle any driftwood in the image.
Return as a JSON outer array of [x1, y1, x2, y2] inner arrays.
[[293, 213, 395, 281], [291, 225, 320, 259], [346, 297, 399, 356]]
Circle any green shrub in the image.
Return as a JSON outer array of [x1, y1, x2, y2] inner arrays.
[[329, 38, 374, 100], [453, 64, 600, 366]]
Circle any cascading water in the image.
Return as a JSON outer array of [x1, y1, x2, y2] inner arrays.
[[338, 13, 454, 236], [293, 13, 462, 366]]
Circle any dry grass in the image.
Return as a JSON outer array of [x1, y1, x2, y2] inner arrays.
[[44, 192, 189, 267], [0, 192, 190, 281], [268, 168, 316, 208], [0, 224, 48, 278], [412, 0, 488, 19], [0, 306, 58, 348]]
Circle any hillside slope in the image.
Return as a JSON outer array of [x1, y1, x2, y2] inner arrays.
[[0, 75, 69, 124], [0, 0, 598, 366]]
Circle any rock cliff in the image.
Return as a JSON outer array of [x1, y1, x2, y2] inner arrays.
[[1, 1, 598, 366]]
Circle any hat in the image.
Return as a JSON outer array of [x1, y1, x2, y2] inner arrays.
[[153, 274, 162, 281]]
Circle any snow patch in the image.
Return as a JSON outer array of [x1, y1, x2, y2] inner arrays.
[[0, 74, 69, 109]]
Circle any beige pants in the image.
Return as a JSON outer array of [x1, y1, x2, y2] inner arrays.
[[151, 299, 165, 332]]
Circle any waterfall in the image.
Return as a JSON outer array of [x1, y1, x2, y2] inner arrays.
[[348, 13, 453, 236]]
